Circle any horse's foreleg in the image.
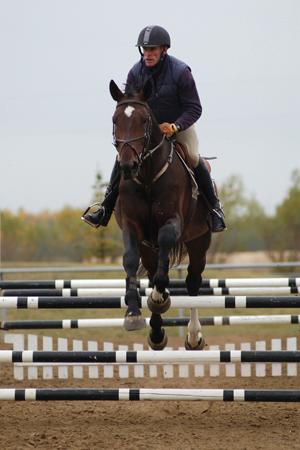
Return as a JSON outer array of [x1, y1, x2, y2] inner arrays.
[[147, 313, 168, 350], [123, 228, 146, 331], [140, 248, 167, 350], [148, 218, 181, 314]]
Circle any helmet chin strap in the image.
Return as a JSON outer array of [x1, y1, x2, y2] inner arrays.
[[159, 48, 167, 62]]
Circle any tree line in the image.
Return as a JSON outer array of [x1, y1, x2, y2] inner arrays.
[[1, 170, 299, 263]]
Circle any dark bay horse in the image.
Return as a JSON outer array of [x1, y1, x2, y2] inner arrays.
[[110, 79, 211, 350]]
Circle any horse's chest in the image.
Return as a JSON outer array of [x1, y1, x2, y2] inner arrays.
[[152, 200, 177, 218]]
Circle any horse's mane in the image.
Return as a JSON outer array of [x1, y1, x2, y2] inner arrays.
[[124, 82, 141, 98], [124, 81, 160, 129]]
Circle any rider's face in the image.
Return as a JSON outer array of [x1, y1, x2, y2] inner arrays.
[[143, 46, 165, 67]]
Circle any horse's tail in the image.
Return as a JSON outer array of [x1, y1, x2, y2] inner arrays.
[[169, 241, 187, 268], [138, 241, 187, 277]]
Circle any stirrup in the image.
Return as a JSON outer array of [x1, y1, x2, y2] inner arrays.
[[81, 203, 105, 228], [211, 207, 227, 233]]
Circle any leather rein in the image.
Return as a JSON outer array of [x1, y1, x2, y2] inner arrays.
[[113, 99, 174, 185]]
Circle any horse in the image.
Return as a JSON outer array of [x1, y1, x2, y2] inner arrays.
[[110, 79, 212, 350]]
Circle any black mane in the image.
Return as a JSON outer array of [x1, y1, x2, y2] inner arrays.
[[124, 81, 144, 98]]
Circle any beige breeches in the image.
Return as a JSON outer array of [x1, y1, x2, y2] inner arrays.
[[176, 124, 200, 168]]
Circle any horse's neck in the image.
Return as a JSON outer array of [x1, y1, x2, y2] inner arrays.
[[140, 131, 170, 182], [149, 125, 163, 148], [149, 116, 170, 152]]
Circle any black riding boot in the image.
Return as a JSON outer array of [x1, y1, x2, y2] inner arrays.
[[81, 160, 120, 228], [193, 158, 226, 233]]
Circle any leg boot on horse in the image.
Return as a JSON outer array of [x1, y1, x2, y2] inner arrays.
[[193, 158, 227, 233], [81, 159, 120, 228], [147, 313, 168, 350], [140, 248, 169, 351], [124, 276, 145, 331]]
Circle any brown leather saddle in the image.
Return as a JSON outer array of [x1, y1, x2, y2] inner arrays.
[[175, 141, 211, 173]]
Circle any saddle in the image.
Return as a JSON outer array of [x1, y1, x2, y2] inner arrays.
[[174, 141, 211, 173], [172, 141, 197, 200], [173, 141, 211, 201]]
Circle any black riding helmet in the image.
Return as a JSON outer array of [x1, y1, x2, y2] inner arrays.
[[136, 25, 171, 56]]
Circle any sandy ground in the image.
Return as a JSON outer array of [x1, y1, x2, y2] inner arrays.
[[1, 362, 300, 450]]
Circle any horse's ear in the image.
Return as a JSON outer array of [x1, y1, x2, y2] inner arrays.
[[109, 80, 124, 102], [142, 79, 152, 101]]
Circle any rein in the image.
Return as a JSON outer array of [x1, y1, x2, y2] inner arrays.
[[113, 99, 172, 184]]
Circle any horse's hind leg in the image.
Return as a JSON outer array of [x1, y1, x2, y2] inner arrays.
[[185, 231, 211, 350], [184, 308, 205, 350], [147, 218, 181, 314], [122, 227, 146, 331]]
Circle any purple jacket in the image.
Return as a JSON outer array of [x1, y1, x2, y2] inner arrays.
[[126, 54, 202, 131]]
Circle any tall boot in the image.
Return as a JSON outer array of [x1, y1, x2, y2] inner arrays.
[[81, 160, 120, 228], [193, 158, 226, 233]]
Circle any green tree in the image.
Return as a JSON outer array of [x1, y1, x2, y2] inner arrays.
[[208, 175, 268, 260], [91, 170, 107, 203], [270, 169, 300, 260]]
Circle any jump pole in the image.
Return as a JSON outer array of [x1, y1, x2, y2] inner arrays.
[[1, 277, 300, 289], [1, 296, 300, 309], [1, 388, 300, 402], [2, 314, 300, 330], [1, 350, 300, 364], [2, 286, 299, 297]]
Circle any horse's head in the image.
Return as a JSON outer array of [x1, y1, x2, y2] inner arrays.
[[110, 79, 154, 180]]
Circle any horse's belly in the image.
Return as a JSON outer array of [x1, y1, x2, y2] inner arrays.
[[182, 197, 210, 242]]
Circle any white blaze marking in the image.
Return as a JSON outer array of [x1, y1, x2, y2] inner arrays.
[[124, 106, 135, 117]]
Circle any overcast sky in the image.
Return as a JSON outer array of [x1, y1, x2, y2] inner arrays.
[[0, 0, 299, 214]]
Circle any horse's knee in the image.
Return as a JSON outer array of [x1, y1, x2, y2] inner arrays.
[[123, 250, 139, 274], [158, 221, 179, 250]]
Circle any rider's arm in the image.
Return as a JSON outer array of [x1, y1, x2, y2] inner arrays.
[[175, 68, 202, 131]]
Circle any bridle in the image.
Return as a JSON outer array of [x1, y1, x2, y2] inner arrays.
[[112, 99, 166, 167]]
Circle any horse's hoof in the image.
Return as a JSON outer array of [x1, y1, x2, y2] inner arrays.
[[147, 330, 168, 350], [123, 315, 146, 331], [184, 335, 206, 350], [147, 291, 171, 314]]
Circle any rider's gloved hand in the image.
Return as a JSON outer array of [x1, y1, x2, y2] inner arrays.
[[159, 122, 180, 138]]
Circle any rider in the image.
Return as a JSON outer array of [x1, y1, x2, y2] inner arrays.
[[82, 25, 226, 232]]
